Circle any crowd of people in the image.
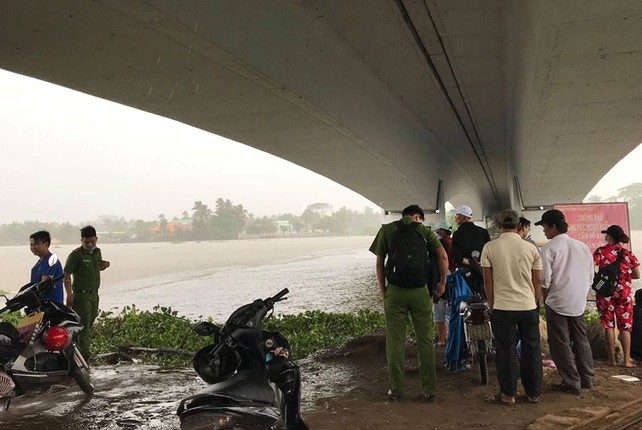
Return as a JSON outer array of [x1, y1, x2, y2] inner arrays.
[[370, 204, 641, 405]]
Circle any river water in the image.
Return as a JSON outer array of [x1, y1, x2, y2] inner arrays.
[[101, 245, 381, 321], [1, 236, 382, 321]]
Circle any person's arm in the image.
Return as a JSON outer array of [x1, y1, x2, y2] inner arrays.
[[63, 252, 77, 307], [376, 255, 386, 297], [434, 247, 448, 298], [633, 265, 640, 280], [64, 272, 74, 307], [483, 267, 494, 309], [540, 247, 552, 295], [532, 269, 542, 305]]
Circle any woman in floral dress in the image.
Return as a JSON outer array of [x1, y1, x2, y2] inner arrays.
[[593, 225, 640, 368]]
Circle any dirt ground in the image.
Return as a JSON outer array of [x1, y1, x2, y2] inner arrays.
[[1, 331, 640, 429], [302, 332, 642, 430]]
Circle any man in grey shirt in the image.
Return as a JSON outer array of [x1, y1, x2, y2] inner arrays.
[[536, 209, 594, 395]]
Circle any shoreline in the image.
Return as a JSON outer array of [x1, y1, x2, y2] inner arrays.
[[1, 235, 374, 291]]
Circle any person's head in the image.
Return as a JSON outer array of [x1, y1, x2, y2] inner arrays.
[[518, 216, 531, 238], [635, 289, 642, 306], [402, 205, 425, 223], [450, 205, 473, 225], [601, 225, 630, 245], [497, 209, 519, 231], [534, 209, 568, 239], [80, 225, 98, 252], [432, 219, 452, 237], [29, 230, 51, 258]]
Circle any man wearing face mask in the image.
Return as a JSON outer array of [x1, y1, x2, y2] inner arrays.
[[64, 225, 110, 360]]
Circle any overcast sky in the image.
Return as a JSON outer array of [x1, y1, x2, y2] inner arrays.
[[0, 69, 378, 224], [0, 68, 640, 224]]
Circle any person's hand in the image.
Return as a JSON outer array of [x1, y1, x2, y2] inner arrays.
[[434, 281, 446, 299], [66, 291, 75, 308], [98, 260, 110, 271]]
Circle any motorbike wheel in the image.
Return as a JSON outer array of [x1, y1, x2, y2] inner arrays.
[[72, 365, 94, 394], [477, 353, 488, 385], [70, 345, 94, 394]]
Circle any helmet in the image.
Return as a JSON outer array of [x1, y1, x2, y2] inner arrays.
[[193, 344, 241, 384]]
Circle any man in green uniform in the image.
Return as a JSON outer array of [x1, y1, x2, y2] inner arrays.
[[64, 225, 110, 360], [370, 205, 448, 402]]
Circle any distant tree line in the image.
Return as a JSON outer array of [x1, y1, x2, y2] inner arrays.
[[0, 199, 383, 245]]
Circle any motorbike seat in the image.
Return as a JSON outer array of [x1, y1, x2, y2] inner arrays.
[[184, 370, 276, 409]]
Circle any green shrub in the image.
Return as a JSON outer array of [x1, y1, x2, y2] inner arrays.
[[0, 311, 22, 325], [90, 306, 385, 366], [91, 305, 212, 366], [263, 309, 385, 359], [584, 308, 600, 326]]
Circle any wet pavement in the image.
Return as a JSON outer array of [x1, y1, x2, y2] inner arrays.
[[0, 366, 201, 429], [0, 356, 360, 429]]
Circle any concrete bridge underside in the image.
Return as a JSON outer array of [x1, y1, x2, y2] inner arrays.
[[1, 1, 641, 220]]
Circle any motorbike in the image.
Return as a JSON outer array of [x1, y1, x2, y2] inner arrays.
[[459, 295, 494, 385], [458, 251, 494, 385], [177, 288, 308, 430], [0, 254, 93, 409]]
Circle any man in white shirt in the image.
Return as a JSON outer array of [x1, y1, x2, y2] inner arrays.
[[481, 209, 543, 405], [536, 209, 594, 395]]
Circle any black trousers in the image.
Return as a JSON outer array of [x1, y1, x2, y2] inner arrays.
[[491, 309, 543, 397]]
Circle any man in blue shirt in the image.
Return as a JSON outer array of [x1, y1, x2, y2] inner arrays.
[[29, 230, 64, 304]]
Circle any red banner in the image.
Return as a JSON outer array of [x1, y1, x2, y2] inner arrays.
[[554, 203, 630, 253]]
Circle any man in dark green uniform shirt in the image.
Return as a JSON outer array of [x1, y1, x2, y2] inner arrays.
[[370, 205, 448, 402], [64, 225, 110, 360]]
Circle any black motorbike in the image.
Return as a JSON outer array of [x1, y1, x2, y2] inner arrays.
[[0, 255, 93, 409], [177, 288, 308, 430]]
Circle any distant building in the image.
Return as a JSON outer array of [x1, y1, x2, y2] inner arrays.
[[150, 220, 193, 234], [275, 220, 292, 233]]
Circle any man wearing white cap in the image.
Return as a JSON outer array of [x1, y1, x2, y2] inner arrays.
[[450, 205, 490, 294]]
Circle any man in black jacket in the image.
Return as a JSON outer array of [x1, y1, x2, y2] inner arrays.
[[451, 205, 490, 295]]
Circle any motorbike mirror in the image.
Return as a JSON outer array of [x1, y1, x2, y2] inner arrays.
[[193, 321, 220, 337], [48, 253, 59, 267]]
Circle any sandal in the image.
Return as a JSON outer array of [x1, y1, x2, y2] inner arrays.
[[487, 393, 515, 406]]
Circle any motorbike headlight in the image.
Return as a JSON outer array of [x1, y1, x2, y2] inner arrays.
[[42, 326, 71, 351]]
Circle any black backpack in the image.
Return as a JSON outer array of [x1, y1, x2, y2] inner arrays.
[[592, 249, 624, 297], [385, 221, 428, 288]]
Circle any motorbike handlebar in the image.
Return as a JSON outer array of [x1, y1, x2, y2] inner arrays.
[[270, 288, 289, 303]]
